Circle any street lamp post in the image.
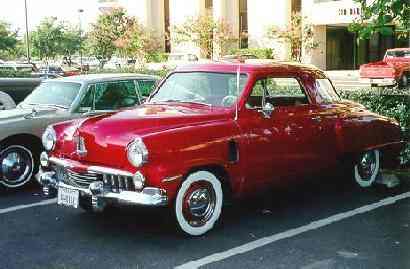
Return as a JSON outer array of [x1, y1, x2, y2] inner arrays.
[[78, 9, 84, 73], [24, 0, 31, 63]]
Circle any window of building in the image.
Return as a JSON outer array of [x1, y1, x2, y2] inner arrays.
[[239, 0, 248, 49], [164, 0, 171, 53]]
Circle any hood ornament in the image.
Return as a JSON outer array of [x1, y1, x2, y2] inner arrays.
[[75, 135, 87, 157]]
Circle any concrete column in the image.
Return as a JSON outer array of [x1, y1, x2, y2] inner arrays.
[[168, 0, 202, 55], [247, 0, 292, 60], [212, 0, 239, 59]]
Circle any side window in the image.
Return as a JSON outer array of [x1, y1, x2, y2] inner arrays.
[[138, 80, 156, 97], [246, 77, 309, 109], [94, 80, 139, 110], [79, 85, 95, 112]]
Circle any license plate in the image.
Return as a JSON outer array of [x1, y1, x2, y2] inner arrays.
[[57, 186, 79, 208]]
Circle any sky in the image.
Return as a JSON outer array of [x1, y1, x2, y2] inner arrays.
[[0, 0, 101, 35]]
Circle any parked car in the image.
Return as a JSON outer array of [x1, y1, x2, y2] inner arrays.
[[39, 62, 404, 236], [360, 48, 410, 88], [221, 54, 258, 63], [0, 73, 158, 189], [0, 78, 42, 105], [146, 53, 199, 70]]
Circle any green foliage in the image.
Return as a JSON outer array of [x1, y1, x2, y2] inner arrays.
[[340, 90, 410, 165], [145, 52, 168, 63], [0, 69, 32, 78], [173, 15, 237, 59], [228, 48, 275, 59], [0, 20, 18, 58], [349, 0, 410, 39], [267, 12, 319, 62], [88, 8, 131, 63], [31, 17, 65, 60]]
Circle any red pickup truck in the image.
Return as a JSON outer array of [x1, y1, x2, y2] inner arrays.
[[360, 48, 410, 88]]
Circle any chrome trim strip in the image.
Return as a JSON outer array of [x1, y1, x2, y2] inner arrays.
[[48, 157, 134, 177]]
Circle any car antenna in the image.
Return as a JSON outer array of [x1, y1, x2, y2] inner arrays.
[[235, 63, 240, 121]]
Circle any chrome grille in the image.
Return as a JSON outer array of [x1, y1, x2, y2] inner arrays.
[[65, 169, 100, 188], [103, 174, 135, 193], [55, 166, 135, 192]]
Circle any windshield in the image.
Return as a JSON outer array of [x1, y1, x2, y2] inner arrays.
[[385, 50, 410, 58], [149, 72, 248, 107], [21, 81, 81, 108]]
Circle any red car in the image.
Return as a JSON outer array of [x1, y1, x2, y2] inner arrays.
[[39, 62, 405, 236], [360, 48, 410, 88]]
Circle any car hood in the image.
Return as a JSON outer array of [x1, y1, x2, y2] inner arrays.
[[0, 107, 58, 121], [65, 104, 229, 167]]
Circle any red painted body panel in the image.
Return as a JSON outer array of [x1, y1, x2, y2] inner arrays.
[[360, 48, 410, 80], [49, 62, 405, 204]]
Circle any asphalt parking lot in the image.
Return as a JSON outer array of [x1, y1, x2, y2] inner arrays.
[[1, 174, 410, 269]]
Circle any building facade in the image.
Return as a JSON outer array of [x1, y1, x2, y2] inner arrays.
[[98, 0, 408, 70]]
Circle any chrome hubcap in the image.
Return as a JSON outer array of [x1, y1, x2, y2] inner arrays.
[[357, 151, 376, 180], [183, 181, 216, 227], [0, 147, 33, 186]]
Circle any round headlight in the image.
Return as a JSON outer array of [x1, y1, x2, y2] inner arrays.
[[127, 137, 148, 167], [42, 126, 56, 151]]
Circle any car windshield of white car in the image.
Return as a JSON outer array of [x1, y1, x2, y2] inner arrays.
[[149, 72, 248, 107], [21, 81, 81, 109]]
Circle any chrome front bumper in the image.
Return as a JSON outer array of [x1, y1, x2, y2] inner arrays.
[[39, 170, 168, 209]]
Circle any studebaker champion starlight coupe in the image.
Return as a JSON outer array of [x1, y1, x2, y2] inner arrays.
[[0, 74, 158, 188], [39, 63, 405, 236]]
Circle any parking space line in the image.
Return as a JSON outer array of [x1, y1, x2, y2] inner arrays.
[[0, 198, 57, 215], [175, 191, 410, 269]]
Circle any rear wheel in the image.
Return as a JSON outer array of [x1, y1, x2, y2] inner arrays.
[[353, 149, 380, 188], [0, 143, 38, 188], [175, 171, 223, 236], [399, 74, 408, 89]]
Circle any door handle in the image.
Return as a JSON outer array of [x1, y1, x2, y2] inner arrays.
[[312, 116, 322, 123]]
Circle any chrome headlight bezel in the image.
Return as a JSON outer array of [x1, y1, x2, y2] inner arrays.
[[42, 126, 57, 151], [126, 137, 148, 168]]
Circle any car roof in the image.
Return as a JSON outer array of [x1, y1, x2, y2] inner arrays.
[[53, 73, 160, 84], [175, 62, 325, 77], [387, 48, 410, 52]]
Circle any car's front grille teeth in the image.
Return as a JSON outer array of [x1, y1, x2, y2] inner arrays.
[[103, 174, 135, 193], [65, 169, 101, 189], [56, 165, 135, 193]]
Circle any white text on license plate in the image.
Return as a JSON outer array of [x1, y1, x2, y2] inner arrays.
[[58, 187, 79, 208]]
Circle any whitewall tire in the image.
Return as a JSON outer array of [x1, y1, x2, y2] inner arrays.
[[175, 171, 223, 236], [354, 149, 380, 188]]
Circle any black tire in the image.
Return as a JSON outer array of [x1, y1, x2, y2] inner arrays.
[[79, 196, 94, 213], [174, 171, 223, 236], [398, 74, 408, 89], [352, 149, 380, 188], [0, 141, 40, 188]]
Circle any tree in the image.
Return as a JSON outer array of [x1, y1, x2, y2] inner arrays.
[[267, 12, 319, 62], [31, 17, 65, 61], [173, 15, 237, 59], [349, 0, 409, 40], [114, 18, 163, 62], [60, 25, 83, 63], [0, 21, 18, 59], [87, 8, 131, 65]]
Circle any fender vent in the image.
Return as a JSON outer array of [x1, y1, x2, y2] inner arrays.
[[228, 140, 239, 163]]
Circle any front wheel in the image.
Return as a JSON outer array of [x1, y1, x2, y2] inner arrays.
[[175, 171, 223, 236], [399, 74, 408, 89], [353, 149, 380, 188], [0, 144, 36, 188]]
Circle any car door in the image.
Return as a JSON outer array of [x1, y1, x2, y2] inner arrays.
[[239, 76, 335, 191]]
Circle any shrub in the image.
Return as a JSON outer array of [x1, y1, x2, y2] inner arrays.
[[0, 69, 32, 78], [228, 48, 275, 59], [340, 89, 410, 166]]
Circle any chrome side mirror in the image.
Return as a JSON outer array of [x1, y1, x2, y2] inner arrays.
[[259, 102, 274, 118]]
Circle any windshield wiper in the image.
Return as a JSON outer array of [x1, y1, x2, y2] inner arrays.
[[150, 99, 211, 107]]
